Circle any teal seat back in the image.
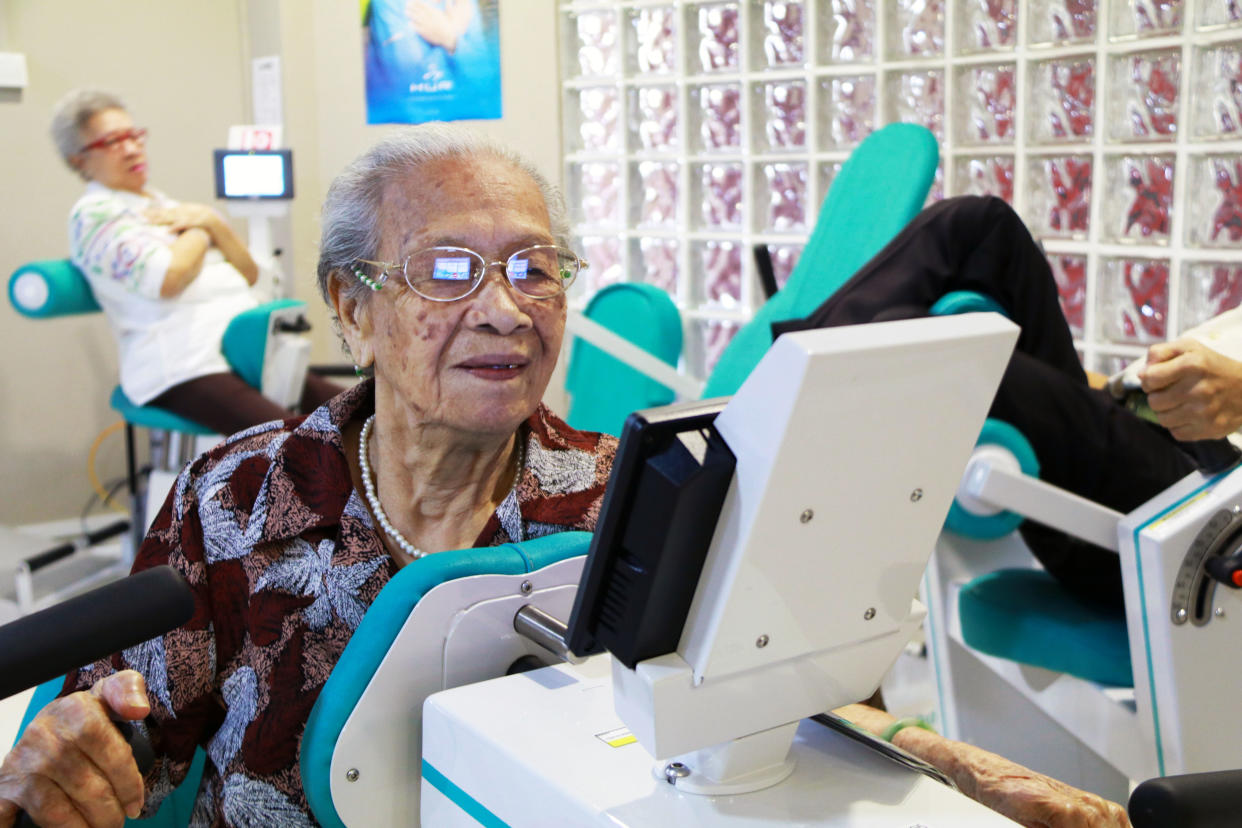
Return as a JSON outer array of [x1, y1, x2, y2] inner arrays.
[[301, 531, 593, 828], [702, 123, 939, 398], [566, 283, 682, 436], [221, 298, 306, 390], [15, 675, 206, 826]]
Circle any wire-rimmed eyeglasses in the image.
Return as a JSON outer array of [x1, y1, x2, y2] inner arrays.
[[355, 245, 587, 301]]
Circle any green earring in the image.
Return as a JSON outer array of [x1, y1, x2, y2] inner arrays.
[[354, 267, 384, 292]]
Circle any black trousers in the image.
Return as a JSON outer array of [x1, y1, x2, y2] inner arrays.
[[148, 371, 343, 437], [775, 196, 1239, 608]]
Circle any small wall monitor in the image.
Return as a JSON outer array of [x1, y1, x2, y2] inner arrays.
[[213, 149, 293, 200]]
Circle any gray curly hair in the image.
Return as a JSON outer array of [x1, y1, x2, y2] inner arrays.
[[317, 124, 570, 307], [50, 89, 127, 170]]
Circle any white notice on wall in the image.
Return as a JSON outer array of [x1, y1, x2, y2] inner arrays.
[[252, 55, 283, 126]]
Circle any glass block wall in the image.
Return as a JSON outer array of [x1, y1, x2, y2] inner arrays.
[[559, 1, 1242, 381]]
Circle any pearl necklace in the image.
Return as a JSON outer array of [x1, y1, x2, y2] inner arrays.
[[357, 414, 524, 561]]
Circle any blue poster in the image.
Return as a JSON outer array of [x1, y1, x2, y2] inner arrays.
[[363, 0, 502, 124]]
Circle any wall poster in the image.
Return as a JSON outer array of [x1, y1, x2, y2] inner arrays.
[[363, 0, 501, 124]]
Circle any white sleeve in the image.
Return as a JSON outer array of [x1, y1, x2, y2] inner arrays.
[[69, 193, 172, 299]]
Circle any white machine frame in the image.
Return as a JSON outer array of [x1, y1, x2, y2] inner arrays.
[[326, 313, 1025, 825], [926, 439, 1242, 801]]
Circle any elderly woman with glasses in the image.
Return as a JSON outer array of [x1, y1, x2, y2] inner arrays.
[[49, 89, 339, 434], [0, 126, 1129, 828], [0, 124, 617, 826]]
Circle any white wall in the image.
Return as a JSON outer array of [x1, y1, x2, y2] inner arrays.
[[0, 0, 562, 524]]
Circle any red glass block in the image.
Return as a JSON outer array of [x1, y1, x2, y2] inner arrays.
[[828, 0, 875, 62], [576, 87, 621, 152], [579, 236, 624, 291], [698, 85, 743, 150], [768, 244, 803, 291], [636, 162, 679, 228], [826, 75, 876, 147], [1047, 0, 1096, 41], [1130, 0, 1184, 33], [637, 238, 680, 294], [1049, 254, 1087, 338], [1123, 157, 1174, 240], [965, 0, 1017, 50], [1048, 59, 1095, 140], [763, 81, 807, 149], [633, 7, 677, 74], [1212, 158, 1242, 243], [695, 3, 739, 73], [700, 163, 744, 229], [700, 241, 742, 307], [762, 163, 808, 232], [762, 1, 805, 67], [578, 163, 622, 226], [698, 319, 740, 376], [634, 86, 678, 151], [1101, 258, 1169, 344], [1127, 53, 1179, 139], [968, 65, 1016, 141], [961, 156, 1015, 203], [572, 11, 620, 77], [893, 70, 945, 139], [894, 0, 945, 57], [1206, 46, 1242, 137], [1044, 156, 1093, 235], [1183, 263, 1242, 329]]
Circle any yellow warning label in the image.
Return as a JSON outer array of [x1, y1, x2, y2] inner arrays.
[[595, 727, 637, 748]]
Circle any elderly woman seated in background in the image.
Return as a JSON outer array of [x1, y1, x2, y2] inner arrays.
[[0, 126, 1128, 827], [51, 89, 339, 434]]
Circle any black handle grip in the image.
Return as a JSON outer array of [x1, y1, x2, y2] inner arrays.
[[15, 721, 153, 828], [1129, 770, 1242, 828]]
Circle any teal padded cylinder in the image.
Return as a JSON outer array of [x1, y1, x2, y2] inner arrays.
[[945, 418, 1040, 539], [930, 290, 1009, 318], [220, 299, 306, 390], [8, 259, 101, 318]]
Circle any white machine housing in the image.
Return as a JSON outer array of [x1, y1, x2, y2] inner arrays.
[[410, 314, 1024, 825]]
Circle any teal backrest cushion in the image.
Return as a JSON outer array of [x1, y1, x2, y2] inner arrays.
[[8, 259, 101, 318], [566, 283, 683, 436], [703, 123, 939, 398]]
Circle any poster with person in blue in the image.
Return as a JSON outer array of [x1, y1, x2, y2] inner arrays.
[[363, 0, 502, 124]]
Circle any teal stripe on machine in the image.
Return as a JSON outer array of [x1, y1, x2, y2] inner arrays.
[[422, 759, 511, 827]]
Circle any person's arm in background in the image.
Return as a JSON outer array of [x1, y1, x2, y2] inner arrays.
[[406, 0, 475, 53], [147, 203, 259, 288], [1139, 337, 1242, 441], [835, 704, 1131, 828]]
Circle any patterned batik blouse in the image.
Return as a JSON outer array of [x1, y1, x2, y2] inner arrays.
[[65, 379, 617, 826]]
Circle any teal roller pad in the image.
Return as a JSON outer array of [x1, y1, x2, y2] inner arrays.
[[945, 418, 1040, 539], [301, 532, 593, 828], [220, 299, 306, 390], [930, 290, 1010, 318], [110, 386, 214, 435], [959, 569, 1133, 687], [8, 259, 101, 318], [703, 123, 938, 398], [566, 283, 682, 436]]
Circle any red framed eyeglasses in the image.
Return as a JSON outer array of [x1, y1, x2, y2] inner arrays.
[[79, 128, 148, 153]]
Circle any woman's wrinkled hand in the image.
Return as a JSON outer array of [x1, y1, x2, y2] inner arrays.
[[145, 203, 223, 237], [0, 671, 150, 828], [1140, 337, 1242, 441]]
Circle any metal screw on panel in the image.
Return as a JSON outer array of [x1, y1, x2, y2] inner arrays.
[[910, 489, 923, 503], [1176, 608, 1188, 622], [664, 762, 691, 785], [519, 580, 533, 595], [346, 768, 360, 782], [756, 634, 769, 648], [1217, 607, 1226, 618], [863, 607, 876, 620], [1233, 504, 1241, 515], [800, 509, 814, 523]]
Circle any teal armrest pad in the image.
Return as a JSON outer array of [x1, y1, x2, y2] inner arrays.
[[301, 532, 593, 828], [221, 299, 306, 389], [959, 569, 1133, 688], [9, 259, 101, 318]]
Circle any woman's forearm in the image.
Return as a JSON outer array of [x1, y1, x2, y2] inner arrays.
[[160, 227, 211, 298], [204, 214, 259, 285]]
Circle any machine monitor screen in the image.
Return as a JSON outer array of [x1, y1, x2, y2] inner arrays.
[[565, 398, 735, 669], [213, 149, 294, 199]]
